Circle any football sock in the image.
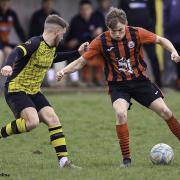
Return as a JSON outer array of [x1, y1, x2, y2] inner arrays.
[[0, 118, 27, 138], [166, 115, 180, 140], [49, 125, 68, 160], [116, 123, 130, 159]]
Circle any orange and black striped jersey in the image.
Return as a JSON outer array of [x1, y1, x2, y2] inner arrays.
[[82, 26, 156, 82]]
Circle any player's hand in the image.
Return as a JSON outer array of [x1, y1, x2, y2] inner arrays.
[[56, 70, 64, 81], [1, 65, 13, 76], [78, 42, 89, 55], [171, 52, 180, 63]]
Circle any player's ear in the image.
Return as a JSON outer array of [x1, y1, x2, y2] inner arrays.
[[54, 28, 59, 35]]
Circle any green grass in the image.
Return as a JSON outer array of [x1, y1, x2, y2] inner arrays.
[[0, 91, 180, 180]]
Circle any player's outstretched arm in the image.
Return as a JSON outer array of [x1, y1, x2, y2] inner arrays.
[[53, 42, 89, 63], [56, 56, 87, 81], [156, 36, 180, 63]]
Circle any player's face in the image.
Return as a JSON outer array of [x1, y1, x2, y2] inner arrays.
[[109, 22, 126, 41], [54, 27, 66, 47]]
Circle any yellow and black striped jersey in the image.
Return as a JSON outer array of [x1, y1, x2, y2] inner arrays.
[[5, 36, 80, 94]]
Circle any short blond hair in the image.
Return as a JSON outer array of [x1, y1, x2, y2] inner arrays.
[[105, 7, 127, 29], [44, 14, 69, 29]]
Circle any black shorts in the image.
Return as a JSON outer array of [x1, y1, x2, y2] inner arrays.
[[4, 91, 51, 118], [108, 79, 164, 108]]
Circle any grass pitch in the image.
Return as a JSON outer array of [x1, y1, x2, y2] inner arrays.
[[0, 90, 179, 180]]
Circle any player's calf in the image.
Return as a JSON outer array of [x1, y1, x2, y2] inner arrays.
[[159, 107, 172, 120], [0, 118, 27, 138], [48, 124, 81, 169], [165, 115, 180, 140]]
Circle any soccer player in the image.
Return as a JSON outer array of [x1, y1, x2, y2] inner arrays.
[[56, 8, 180, 167], [0, 14, 88, 169]]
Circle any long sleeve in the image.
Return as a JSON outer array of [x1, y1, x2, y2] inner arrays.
[[5, 47, 24, 66], [5, 37, 41, 66], [53, 50, 80, 63]]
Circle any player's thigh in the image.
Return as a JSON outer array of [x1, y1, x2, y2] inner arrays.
[[132, 80, 163, 108], [109, 84, 130, 107], [38, 106, 60, 127], [31, 92, 52, 113], [5, 91, 36, 119], [20, 107, 39, 128], [149, 97, 172, 120]]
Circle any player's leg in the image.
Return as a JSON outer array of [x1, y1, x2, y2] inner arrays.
[[32, 92, 80, 169], [38, 106, 80, 169], [131, 79, 180, 140], [113, 98, 131, 167], [109, 84, 131, 167], [0, 92, 39, 138], [149, 98, 180, 140]]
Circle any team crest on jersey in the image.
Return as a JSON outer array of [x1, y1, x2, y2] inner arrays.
[[25, 40, 31, 45], [128, 41, 135, 48]]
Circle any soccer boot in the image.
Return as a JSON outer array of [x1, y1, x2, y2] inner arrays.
[[120, 158, 131, 168], [60, 159, 82, 169]]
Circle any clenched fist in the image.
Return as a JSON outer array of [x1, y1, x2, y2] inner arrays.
[[1, 65, 13, 76], [78, 42, 89, 55], [171, 52, 180, 63], [56, 70, 64, 81]]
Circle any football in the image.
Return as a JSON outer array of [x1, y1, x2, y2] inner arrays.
[[150, 143, 174, 165]]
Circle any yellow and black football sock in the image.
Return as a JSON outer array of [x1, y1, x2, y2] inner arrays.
[[49, 125, 68, 160], [0, 118, 27, 138], [166, 115, 180, 140]]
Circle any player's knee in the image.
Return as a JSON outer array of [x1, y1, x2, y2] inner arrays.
[[159, 107, 172, 120], [46, 114, 60, 126], [26, 118, 39, 130], [116, 110, 127, 124]]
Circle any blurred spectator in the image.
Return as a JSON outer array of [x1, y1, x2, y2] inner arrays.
[[65, 0, 104, 87], [0, 0, 26, 67], [29, 0, 60, 37], [119, 0, 162, 87], [94, 0, 112, 31], [163, 0, 180, 90], [29, 0, 60, 87]]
